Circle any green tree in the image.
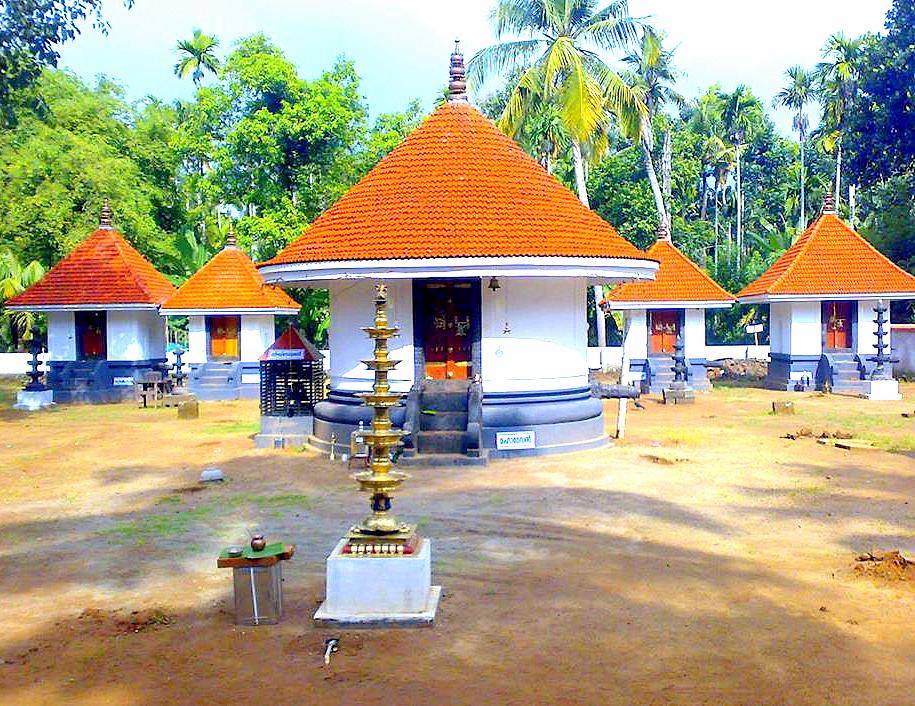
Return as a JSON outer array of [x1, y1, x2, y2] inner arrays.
[[0, 0, 134, 121], [468, 0, 645, 206], [174, 29, 221, 85], [0, 247, 45, 349], [774, 66, 814, 227], [815, 33, 863, 209]]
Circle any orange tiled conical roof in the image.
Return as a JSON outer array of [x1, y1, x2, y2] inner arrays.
[[7, 226, 175, 308], [162, 244, 300, 313], [262, 101, 650, 266], [738, 209, 915, 299], [606, 236, 733, 304]]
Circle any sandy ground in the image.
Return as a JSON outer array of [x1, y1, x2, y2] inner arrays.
[[0, 380, 913, 705]]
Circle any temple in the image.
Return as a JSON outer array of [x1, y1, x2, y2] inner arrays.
[[258, 43, 659, 460], [604, 221, 734, 393], [5, 204, 175, 402], [161, 231, 300, 400], [738, 195, 915, 392]]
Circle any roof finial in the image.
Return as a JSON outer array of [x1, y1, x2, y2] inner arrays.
[[99, 199, 113, 229], [448, 39, 467, 103], [225, 225, 237, 249], [657, 217, 671, 242], [822, 189, 836, 215]]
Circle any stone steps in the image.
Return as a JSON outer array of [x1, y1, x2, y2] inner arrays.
[[416, 430, 466, 455], [419, 410, 468, 431]]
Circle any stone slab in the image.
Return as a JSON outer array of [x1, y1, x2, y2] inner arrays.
[[14, 389, 54, 411], [314, 585, 442, 628], [865, 379, 902, 401], [314, 537, 440, 626]]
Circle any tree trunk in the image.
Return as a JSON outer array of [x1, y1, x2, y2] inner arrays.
[[799, 126, 806, 228], [662, 129, 672, 226], [835, 137, 843, 211], [700, 170, 709, 221], [571, 140, 589, 207], [640, 138, 667, 228], [735, 145, 743, 268], [592, 284, 607, 371]]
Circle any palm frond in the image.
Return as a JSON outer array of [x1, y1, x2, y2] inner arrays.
[[466, 39, 544, 88], [493, 0, 548, 36]]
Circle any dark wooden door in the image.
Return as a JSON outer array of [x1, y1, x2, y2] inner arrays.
[[422, 282, 473, 380], [649, 310, 680, 354], [75, 311, 106, 359], [208, 315, 240, 359], [824, 301, 853, 349]]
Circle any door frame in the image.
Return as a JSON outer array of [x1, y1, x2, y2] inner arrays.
[[648, 308, 683, 355], [412, 278, 482, 383], [74, 310, 107, 360], [821, 300, 855, 351], [206, 314, 241, 361]]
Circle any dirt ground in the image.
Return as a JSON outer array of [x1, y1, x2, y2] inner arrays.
[[0, 379, 914, 705]]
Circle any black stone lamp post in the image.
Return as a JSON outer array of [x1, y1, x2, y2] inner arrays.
[[24, 325, 47, 392], [173, 346, 186, 390], [671, 332, 688, 383], [867, 300, 897, 380]]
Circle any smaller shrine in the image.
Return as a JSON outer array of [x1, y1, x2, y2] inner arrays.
[[254, 326, 325, 448], [160, 232, 300, 400], [738, 195, 915, 392], [5, 203, 175, 403], [604, 221, 734, 393]]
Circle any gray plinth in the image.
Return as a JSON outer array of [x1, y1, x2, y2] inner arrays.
[[14, 389, 55, 411], [663, 382, 695, 405], [313, 538, 441, 628], [255, 414, 314, 449]]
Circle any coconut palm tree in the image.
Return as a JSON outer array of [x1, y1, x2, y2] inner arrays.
[[0, 248, 45, 348], [468, 0, 646, 207], [621, 29, 683, 228], [774, 66, 814, 228], [721, 85, 763, 266], [815, 33, 862, 210], [174, 29, 221, 86]]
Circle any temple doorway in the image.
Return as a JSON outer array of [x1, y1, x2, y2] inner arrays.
[[418, 281, 476, 380], [75, 311, 107, 359], [208, 315, 240, 360], [823, 301, 853, 350], [649, 309, 680, 354]]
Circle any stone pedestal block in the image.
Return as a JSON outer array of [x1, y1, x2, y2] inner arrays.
[[177, 399, 199, 419], [865, 379, 902, 401], [663, 382, 695, 405], [314, 537, 441, 627], [254, 414, 313, 449], [14, 389, 54, 411]]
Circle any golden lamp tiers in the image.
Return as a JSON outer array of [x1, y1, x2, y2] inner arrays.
[[363, 326, 400, 338]]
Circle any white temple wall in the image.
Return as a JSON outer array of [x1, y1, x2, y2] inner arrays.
[[768, 302, 790, 355], [107, 310, 166, 361], [855, 299, 887, 356], [683, 308, 706, 360], [481, 277, 588, 393], [47, 311, 76, 361], [186, 315, 207, 364], [788, 301, 822, 356], [622, 309, 648, 362], [327, 280, 415, 392], [240, 314, 274, 362]]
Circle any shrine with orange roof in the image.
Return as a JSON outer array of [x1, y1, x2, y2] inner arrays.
[[603, 221, 735, 394], [5, 204, 176, 403], [160, 232, 301, 400], [257, 44, 659, 459], [737, 195, 915, 396]]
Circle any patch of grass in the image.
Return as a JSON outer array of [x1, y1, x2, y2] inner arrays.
[[661, 428, 709, 446], [199, 421, 259, 436], [789, 483, 826, 498], [156, 494, 183, 505], [102, 505, 214, 542], [859, 433, 915, 454], [223, 493, 313, 511]]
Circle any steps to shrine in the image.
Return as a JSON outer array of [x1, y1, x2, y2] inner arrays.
[[827, 351, 867, 394], [403, 380, 488, 466]]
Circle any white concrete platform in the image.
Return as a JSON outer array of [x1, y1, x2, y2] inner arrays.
[[865, 379, 902, 401], [313, 537, 441, 628], [14, 389, 54, 411]]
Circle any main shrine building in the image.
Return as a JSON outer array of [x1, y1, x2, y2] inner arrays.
[[259, 45, 659, 459]]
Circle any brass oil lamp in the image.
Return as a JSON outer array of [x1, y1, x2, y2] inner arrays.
[[346, 283, 416, 554]]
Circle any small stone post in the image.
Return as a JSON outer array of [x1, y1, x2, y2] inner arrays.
[[24, 325, 47, 392]]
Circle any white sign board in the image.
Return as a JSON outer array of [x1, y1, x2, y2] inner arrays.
[[264, 349, 305, 361], [745, 323, 764, 334], [113, 377, 134, 386], [496, 430, 536, 451]]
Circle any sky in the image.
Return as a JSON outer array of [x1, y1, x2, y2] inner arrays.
[[59, 0, 892, 136]]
